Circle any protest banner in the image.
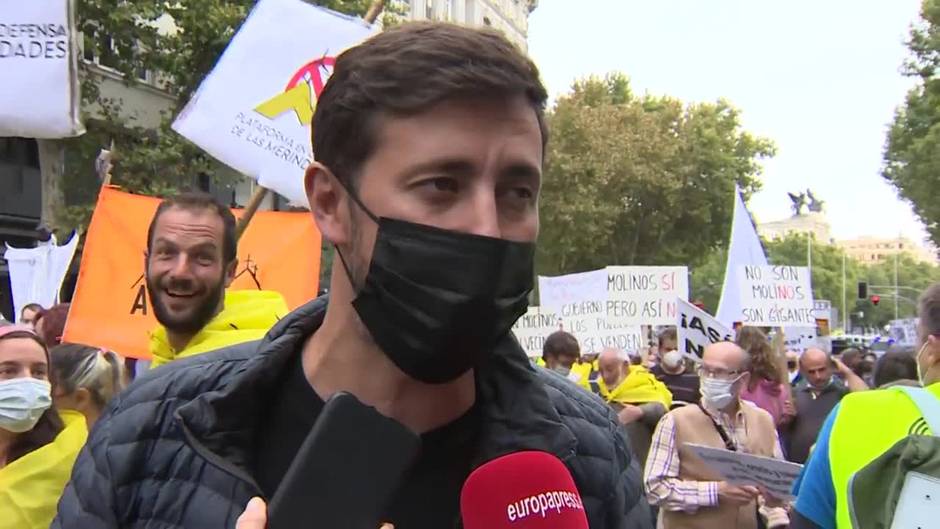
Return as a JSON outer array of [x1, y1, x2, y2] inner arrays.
[[538, 269, 607, 314], [172, 0, 375, 207], [606, 266, 689, 327], [62, 187, 320, 359], [737, 265, 815, 326], [888, 318, 919, 348], [0, 0, 84, 137], [511, 306, 561, 358], [685, 443, 803, 499], [676, 298, 733, 361]]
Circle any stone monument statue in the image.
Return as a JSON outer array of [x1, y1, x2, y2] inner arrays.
[[807, 189, 825, 213], [788, 191, 807, 216]]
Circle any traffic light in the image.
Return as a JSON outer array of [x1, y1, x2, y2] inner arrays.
[[858, 281, 868, 300], [871, 295, 881, 306]]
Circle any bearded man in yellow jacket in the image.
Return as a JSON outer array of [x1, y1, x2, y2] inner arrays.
[[145, 192, 288, 368], [597, 347, 673, 466]]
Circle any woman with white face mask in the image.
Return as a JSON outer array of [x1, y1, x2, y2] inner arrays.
[[0, 326, 86, 529]]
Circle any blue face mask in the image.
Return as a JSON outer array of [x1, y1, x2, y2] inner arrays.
[[0, 377, 52, 433]]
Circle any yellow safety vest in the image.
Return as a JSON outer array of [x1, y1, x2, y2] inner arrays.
[[829, 382, 940, 528]]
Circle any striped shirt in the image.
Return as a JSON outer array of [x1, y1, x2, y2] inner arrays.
[[643, 400, 789, 527]]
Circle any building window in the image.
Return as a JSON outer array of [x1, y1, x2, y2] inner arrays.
[[483, 15, 492, 26], [81, 29, 153, 83]]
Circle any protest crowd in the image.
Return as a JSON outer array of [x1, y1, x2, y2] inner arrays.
[[2, 2, 940, 529]]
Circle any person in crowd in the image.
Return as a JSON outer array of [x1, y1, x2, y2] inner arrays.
[[792, 282, 940, 529], [540, 330, 581, 380], [0, 326, 82, 529], [54, 22, 652, 529], [650, 328, 701, 406], [736, 326, 794, 428], [49, 344, 128, 429], [873, 350, 919, 388], [34, 303, 69, 348], [144, 192, 289, 368], [597, 347, 673, 467], [645, 340, 660, 370], [645, 341, 790, 529], [839, 347, 874, 386], [19, 303, 43, 329], [787, 350, 803, 386], [784, 348, 853, 464]]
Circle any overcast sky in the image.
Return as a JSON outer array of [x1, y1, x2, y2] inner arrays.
[[528, 0, 928, 243]]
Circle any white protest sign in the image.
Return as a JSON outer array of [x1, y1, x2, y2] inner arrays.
[[538, 269, 607, 352], [0, 0, 84, 137], [172, 0, 374, 205], [511, 306, 560, 358], [677, 298, 733, 361], [686, 443, 803, 499], [889, 318, 919, 348], [538, 269, 607, 313], [737, 265, 815, 326], [606, 266, 689, 327], [813, 300, 832, 322], [783, 327, 820, 353]]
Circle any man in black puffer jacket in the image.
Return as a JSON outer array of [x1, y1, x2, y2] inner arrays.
[[55, 20, 652, 529]]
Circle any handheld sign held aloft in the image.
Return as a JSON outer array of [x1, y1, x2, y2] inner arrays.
[[676, 298, 734, 361], [737, 265, 815, 327]]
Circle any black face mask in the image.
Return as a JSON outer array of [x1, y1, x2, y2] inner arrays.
[[334, 182, 535, 384]]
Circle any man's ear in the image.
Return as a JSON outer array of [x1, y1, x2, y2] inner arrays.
[[305, 162, 349, 246], [224, 258, 237, 288]]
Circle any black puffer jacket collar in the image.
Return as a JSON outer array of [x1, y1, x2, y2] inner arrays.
[[175, 296, 578, 483]]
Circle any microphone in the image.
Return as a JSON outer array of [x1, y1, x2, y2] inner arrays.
[[460, 451, 589, 529]]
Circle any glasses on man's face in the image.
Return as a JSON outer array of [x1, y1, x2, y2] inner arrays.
[[697, 365, 743, 381]]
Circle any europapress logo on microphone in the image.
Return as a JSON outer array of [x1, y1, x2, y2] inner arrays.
[[506, 490, 585, 522]]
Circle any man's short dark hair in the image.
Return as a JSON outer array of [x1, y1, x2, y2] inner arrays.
[[874, 351, 918, 388], [658, 327, 678, 348], [542, 331, 580, 360], [919, 282, 940, 338], [146, 192, 237, 264], [21, 303, 43, 317], [312, 22, 549, 188]]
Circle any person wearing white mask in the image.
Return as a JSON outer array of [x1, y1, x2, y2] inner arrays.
[[651, 328, 702, 407], [644, 341, 789, 529], [0, 326, 85, 529]]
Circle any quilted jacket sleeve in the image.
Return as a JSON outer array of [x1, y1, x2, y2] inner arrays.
[[51, 405, 119, 528]]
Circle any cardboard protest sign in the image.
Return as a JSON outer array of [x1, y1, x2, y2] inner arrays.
[[0, 0, 84, 137], [737, 265, 815, 326], [172, 0, 374, 205], [676, 298, 733, 361], [606, 266, 689, 327], [511, 306, 560, 358], [62, 187, 320, 359], [685, 443, 803, 499]]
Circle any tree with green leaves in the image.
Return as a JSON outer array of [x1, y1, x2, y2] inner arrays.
[[537, 74, 775, 276], [882, 0, 940, 246], [58, 0, 400, 231]]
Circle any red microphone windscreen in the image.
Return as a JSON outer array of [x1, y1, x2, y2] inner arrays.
[[460, 451, 589, 529]]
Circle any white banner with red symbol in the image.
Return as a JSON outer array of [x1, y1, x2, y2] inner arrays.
[[172, 0, 375, 205]]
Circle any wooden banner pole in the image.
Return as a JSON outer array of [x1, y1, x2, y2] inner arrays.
[[234, 0, 386, 241]]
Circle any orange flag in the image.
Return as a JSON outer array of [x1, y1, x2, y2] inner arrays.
[[63, 187, 320, 359]]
